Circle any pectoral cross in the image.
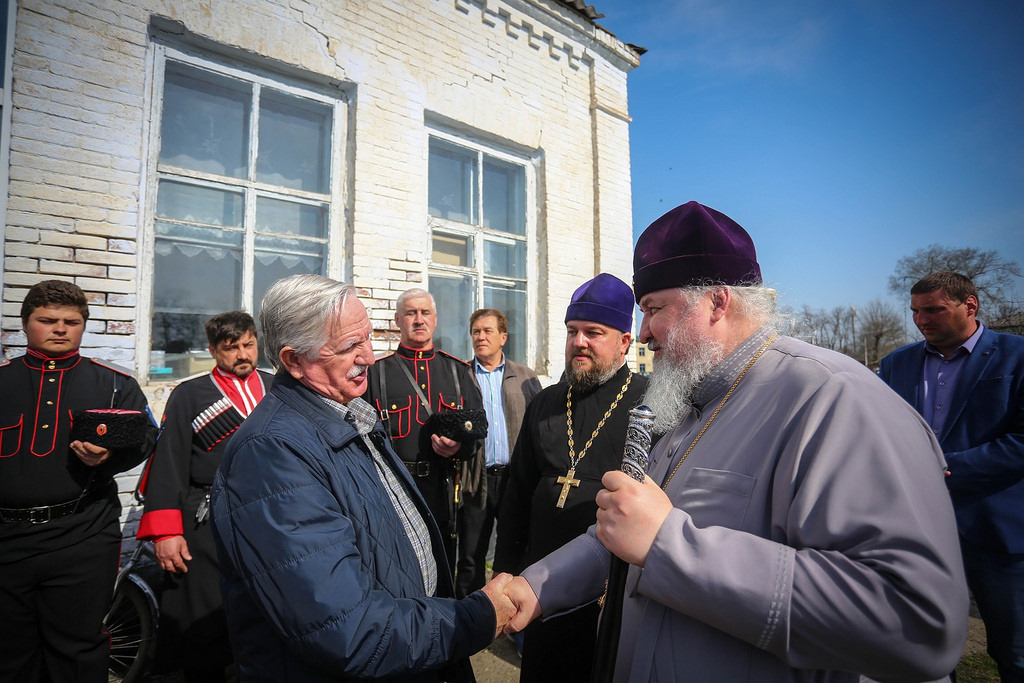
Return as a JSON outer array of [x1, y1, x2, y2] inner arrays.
[[555, 467, 580, 508]]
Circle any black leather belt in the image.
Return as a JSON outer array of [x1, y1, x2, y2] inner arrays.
[[486, 465, 509, 476], [405, 461, 431, 477], [0, 494, 94, 524]]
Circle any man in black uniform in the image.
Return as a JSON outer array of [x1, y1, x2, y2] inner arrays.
[[0, 280, 158, 682], [494, 273, 647, 683], [366, 288, 484, 572], [137, 311, 273, 681]]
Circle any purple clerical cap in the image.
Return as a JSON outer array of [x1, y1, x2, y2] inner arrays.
[[632, 201, 762, 303], [564, 273, 634, 333]]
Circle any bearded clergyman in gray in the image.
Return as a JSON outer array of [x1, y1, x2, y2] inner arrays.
[[500, 201, 968, 683]]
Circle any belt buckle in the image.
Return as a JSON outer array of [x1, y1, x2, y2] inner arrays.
[[28, 506, 52, 524]]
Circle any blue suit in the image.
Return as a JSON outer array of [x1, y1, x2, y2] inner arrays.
[[880, 325, 1024, 679]]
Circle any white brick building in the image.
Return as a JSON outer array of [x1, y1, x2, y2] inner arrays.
[[0, 0, 641, 539]]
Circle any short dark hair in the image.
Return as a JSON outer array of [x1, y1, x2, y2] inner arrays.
[[470, 308, 508, 335], [21, 280, 90, 324], [205, 310, 257, 347], [911, 271, 978, 306]]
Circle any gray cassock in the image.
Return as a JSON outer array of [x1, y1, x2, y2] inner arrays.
[[522, 327, 968, 683]]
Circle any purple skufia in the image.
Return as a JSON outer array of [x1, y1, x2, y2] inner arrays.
[[564, 272, 635, 333], [632, 201, 762, 303]]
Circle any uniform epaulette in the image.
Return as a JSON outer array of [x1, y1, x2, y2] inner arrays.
[[89, 357, 134, 377], [438, 350, 472, 367], [0, 357, 9, 367]]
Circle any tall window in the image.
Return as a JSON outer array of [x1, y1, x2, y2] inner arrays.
[[427, 134, 531, 363], [148, 51, 344, 380]]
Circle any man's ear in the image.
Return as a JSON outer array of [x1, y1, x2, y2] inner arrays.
[[965, 295, 979, 318], [709, 287, 731, 323], [278, 347, 304, 380]]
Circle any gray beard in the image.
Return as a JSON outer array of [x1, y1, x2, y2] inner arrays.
[[642, 325, 724, 435], [566, 359, 619, 393]]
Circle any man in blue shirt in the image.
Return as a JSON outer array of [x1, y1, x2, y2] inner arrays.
[[456, 309, 541, 599], [880, 271, 1024, 682]]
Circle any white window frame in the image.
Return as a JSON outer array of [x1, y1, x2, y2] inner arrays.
[[137, 43, 349, 380], [425, 128, 537, 364]]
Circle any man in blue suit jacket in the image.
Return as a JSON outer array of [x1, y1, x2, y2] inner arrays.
[[880, 271, 1024, 682]]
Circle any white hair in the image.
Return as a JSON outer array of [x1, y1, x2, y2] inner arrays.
[[396, 287, 435, 312], [259, 274, 355, 368]]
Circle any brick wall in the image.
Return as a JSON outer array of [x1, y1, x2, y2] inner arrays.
[[1, 0, 640, 547]]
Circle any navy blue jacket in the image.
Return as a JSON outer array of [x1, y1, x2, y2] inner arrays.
[[211, 372, 493, 681], [879, 326, 1024, 554]]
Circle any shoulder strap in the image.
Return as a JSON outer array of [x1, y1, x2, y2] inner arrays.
[[450, 359, 461, 397], [397, 358, 433, 417], [110, 372, 122, 408]]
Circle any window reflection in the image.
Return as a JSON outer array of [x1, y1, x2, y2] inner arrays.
[[483, 157, 525, 236], [428, 273, 475, 360], [257, 90, 332, 193], [429, 138, 476, 224], [484, 282, 526, 364], [160, 62, 250, 178]]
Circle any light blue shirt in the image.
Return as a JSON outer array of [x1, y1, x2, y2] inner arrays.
[[474, 356, 510, 467], [921, 322, 984, 438]]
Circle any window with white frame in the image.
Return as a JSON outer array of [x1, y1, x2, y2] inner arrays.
[[427, 134, 531, 363], [147, 50, 345, 381]]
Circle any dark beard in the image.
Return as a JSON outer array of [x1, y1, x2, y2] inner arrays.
[[565, 360, 618, 393]]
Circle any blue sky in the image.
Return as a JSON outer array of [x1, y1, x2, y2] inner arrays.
[[592, 0, 1024, 317]]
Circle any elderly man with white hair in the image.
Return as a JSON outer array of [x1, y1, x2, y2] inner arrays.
[[211, 275, 513, 683], [502, 202, 969, 682]]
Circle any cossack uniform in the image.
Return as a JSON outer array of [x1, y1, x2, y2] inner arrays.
[[0, 348, 157, 682], [366, 346, 483, 571], [137, 366, 273, 677]]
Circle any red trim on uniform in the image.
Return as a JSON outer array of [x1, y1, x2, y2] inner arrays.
[[212, 367, 267, 417], [136, 508, 184, 539]]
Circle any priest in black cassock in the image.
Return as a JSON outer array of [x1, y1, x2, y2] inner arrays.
[[494, 273, 648, 683]]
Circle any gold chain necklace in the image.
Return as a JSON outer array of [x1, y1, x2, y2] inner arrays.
[[555, 372, 633, 508], [662, 333, 777, 489]]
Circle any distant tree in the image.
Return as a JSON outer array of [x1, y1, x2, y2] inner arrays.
[[796, 305, 857, 353], [888, 245, 1022, 315], [855, 299, 908, 367]]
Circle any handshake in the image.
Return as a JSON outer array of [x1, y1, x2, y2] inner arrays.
[[480, 573, 542, 639]]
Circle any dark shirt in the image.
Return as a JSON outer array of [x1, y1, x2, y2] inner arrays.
[[495, 364, 648, 573], [0, 349, 156, 559]]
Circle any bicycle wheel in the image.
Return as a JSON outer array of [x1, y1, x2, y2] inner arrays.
[[105, 574, 158, 683]]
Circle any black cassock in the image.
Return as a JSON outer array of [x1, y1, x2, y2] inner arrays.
[[495, 364, 648, 683]]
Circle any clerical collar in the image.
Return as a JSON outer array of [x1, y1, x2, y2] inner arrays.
[[692, 326, 776, 409], [24, 347, 81, 371], [397, 345, 435, 361]]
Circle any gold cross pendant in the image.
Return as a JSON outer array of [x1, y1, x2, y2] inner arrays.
[[555, 467, 580, 508]]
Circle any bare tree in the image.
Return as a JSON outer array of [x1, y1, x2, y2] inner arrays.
[[888, 245, 1022, 315], [856, 299, 908, 367], [798, 305, 857, 354]]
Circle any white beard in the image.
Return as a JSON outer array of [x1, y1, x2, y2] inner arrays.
[[642, 319, 724, 435]]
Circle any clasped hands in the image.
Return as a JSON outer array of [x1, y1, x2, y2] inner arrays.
[[481, 471, 674, 639]]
